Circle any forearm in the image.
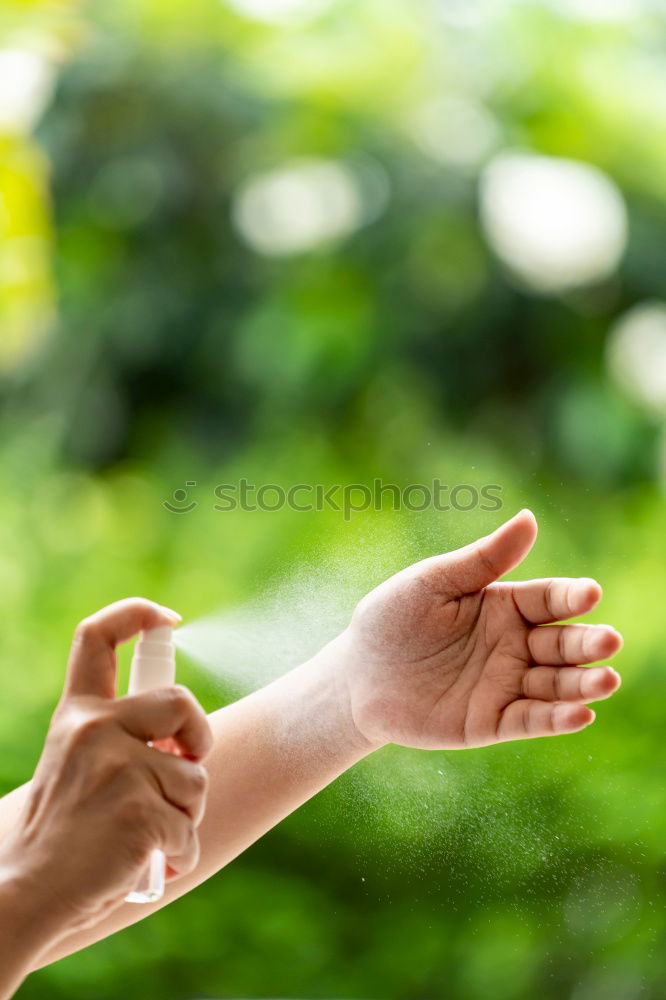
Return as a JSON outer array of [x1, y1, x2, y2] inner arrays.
[[34, 632, 373, 965], [0, 867, 66, 997]]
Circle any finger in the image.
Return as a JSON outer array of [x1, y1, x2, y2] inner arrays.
[[511, 578, 602, 625], [498, 699, 595, 742], [429, 509, 538, 597], [115, 686, 213, 761], [141, 748, 208, 825], [152, 799, 194, 858], [166, 829, 200, 881], [65, 598, 181, 699], [527, 623, 623, 665], [128, 789, 194, 860], [522, 666, 621, 703]]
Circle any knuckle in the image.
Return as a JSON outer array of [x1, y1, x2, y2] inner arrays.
[[554, 669, 563, 701], [126, 596, 152, 609], [166, 684, 194, 711], [73, 710, 112, 746], [188, 764, 208, 796], [544, 579, 556, 615], [49, 700, 76, 736], [57, 705, 114, 755], [73, 617, 102, 646]]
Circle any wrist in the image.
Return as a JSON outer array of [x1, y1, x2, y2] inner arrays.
[[0, 839, 81, 947], [258, 631, 378, 781], [0, 854, 67, 991], [283, 629, 381, 760], [311, 629, 384, 755]]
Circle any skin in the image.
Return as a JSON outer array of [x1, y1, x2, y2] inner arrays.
[[0, 510, 623, 980], [339, 508, 622, 749], [0, 602, 212, 999]]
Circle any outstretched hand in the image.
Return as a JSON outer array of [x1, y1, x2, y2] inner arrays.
[[339, 510, 622, 751]]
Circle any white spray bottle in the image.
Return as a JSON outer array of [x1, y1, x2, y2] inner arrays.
[[124, 624, 176, 904]]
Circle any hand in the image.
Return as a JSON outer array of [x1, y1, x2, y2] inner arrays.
[[339, 510, 623, 750], [0, 599, 213, 941]]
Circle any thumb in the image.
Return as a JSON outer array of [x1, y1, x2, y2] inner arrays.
[[64, 598, 181, 699], [434, 509, 538, 597]]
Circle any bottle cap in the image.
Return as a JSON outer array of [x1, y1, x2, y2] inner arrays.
[[128, 626, 176, 695]]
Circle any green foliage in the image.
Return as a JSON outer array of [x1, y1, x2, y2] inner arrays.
[[0, 1, 665, 998]]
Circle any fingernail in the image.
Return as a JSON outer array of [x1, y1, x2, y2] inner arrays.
[[571, 579, 602, 608], [610, 628, 624, 651]]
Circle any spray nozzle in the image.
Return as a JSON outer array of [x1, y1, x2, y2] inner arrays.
[[128, 625, 176, 696]]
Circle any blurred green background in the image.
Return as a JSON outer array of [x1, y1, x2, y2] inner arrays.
[[1, 0, 665, 997]]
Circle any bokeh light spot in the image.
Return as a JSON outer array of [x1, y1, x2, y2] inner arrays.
[[410, 96, 499, 169], [548, 0, 645, 22], [607, 302, 666, 418], [480, 152, 627, 293], [232, 158, 369, 257], [223, 0, 333, 26], [0, 48, 55, 133]]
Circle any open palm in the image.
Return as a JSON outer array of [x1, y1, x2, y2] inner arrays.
[[341, 510, 622, 750]]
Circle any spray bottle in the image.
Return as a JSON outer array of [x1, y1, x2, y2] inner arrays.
[[124, 624, 176, 904]]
